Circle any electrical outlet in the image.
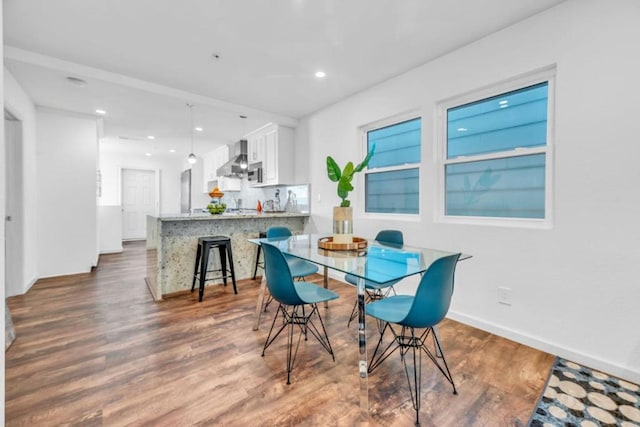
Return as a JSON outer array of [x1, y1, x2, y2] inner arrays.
[[497, 286, 512, 306]]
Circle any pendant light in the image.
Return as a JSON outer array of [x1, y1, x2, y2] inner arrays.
[[186, 103, 197, 164], [239, 115, 248, 170]]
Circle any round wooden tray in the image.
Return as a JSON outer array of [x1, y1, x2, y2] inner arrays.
[[318, 236, 368, 251]]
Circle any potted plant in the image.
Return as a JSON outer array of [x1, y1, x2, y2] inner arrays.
[[326, 145, 375, 244]]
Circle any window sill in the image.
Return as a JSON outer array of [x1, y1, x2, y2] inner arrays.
[[436, 214, 552, 230]]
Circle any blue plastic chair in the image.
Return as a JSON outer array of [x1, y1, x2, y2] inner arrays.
[[260, 242, 339, 384], [267, 227, 319, 279], [344, 230, 404, 326], [366, 253, 461, 426], [260, 227, 319, 313]]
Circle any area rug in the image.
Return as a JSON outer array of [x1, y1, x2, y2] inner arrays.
[[529, 357, 640, 426]]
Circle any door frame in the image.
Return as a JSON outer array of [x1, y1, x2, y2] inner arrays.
[[117, 167, 161, 239]]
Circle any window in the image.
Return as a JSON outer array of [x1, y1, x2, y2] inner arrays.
[[364, 116, 421, 214], [441, 74, 553, 223]]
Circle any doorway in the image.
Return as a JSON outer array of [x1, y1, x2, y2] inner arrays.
[[4, 109, 24, 297], [121, 168, 157, 240]]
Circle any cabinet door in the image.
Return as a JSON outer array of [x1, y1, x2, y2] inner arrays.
[[202, 152, 215, 192], [263, 127, 278, 185], [248, 134, 264, 165]]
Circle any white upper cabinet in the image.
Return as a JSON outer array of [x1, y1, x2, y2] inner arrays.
[[246, 123, 294, 187], [202, 145, 230, 193]]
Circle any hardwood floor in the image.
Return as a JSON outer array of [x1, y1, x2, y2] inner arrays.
[[5, 241, 554, 426]]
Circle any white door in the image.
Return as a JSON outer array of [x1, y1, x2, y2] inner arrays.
[[121, 169, 156, 240], [4, 112, 23, 297]]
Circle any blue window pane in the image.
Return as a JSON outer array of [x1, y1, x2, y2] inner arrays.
[[368, 118, 421, 168], [448, 82, 548, 159], [445, 154, 545, 219], [366, 168, 419, 214]]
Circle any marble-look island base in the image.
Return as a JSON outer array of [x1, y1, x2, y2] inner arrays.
[[146, 212, 309, 300]]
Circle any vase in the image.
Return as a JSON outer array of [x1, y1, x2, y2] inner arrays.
[[333, 206, 353, 244]]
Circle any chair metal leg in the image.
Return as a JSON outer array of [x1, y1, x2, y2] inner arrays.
[[261, 303, 335, 384], [367, 324, 457, 426], [401, 327, 422, 426]]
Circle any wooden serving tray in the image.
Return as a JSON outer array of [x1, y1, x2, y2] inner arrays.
[[318, 236, 368, 251]]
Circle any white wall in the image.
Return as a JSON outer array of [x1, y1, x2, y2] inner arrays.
[[99, 145, 183, 214], [4, 68, 39, 293], [302, 0, 640, 382], [37, 110, 99, 277], [98, 205, 123, 254], [1, 2, 6, 417]]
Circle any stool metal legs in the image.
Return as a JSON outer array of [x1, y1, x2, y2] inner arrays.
[[191, 240, 238, 302]]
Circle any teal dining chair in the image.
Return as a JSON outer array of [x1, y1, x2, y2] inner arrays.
[[260, 242, 339, 384], [344, 230, 404, 327], [267, 226, 319, 279], [366, 253, 461, 426], [260, 226, 319, 312]]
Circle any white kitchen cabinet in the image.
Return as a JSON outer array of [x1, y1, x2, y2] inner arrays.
[[202, 145, 230, 193], [247, 131, 266, 165], [246, 123, 294, 187]]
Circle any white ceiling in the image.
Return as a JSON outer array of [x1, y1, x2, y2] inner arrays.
[[3, 0, 566, 158]]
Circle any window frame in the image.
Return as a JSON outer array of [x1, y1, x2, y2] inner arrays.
[[435, 67, 556, 228], [358, 111, 422, 220]]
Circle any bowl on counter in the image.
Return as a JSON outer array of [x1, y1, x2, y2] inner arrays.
[[207, 203, 226, 214]]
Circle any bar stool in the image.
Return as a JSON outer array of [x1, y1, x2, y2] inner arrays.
[[191, 236, 238, 302], [252, 231, 267, 279]]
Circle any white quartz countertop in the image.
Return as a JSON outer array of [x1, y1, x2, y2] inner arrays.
[[151, 212, 310, 221]]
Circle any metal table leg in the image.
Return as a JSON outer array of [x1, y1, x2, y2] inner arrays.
[[252, 275, 268, 331], [357, 276, 369, 424]]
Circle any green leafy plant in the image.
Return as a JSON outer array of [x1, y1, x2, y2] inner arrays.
[[326, 145, 375, 207]]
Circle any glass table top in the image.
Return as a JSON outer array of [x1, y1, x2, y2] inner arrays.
[[250, 233, 470, 284]]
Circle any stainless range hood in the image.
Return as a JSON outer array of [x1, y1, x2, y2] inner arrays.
[[216, 139, 248, 177]]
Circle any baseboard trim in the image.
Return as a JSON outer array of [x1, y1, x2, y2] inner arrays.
[[99, 249, 123, 255], [447, 310, 640, 384]]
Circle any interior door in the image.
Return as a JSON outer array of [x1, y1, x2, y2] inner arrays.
[[4, 111, 23, 297], [121, 169, 156, 240]]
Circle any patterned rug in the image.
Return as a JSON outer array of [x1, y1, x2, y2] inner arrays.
[[529, 358, 640, 426]]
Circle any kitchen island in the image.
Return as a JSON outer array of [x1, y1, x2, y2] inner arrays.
[[145, 212, 309, 300]]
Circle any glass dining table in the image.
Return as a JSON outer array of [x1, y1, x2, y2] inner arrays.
[[250, 233, 470, 424]]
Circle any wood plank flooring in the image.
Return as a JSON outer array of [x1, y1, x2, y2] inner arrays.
[[5, 241, 554, 426]]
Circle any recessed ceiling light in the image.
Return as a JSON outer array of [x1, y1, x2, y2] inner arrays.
[[147, 135, 155, 140], [145, 153, 152, 157], [66, 76, 87, 87], [169, 149, 176, 153], [315, 71, 326, 78], [457, 127, 468, 132], [195, 127, 203, 132], [95, 109, 107, 115]]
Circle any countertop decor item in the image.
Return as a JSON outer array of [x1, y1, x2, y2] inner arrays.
[[318, 236, 368, 251], [207, 187, 226, 214], [326, 145, 375, 244]]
